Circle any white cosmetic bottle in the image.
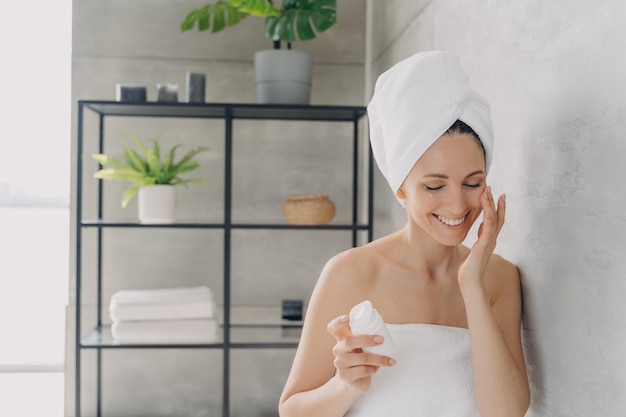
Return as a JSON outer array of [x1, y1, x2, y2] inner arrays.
[[349, 300, 395, 358]]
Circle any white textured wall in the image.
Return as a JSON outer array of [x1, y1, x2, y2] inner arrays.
[[367, 0, 626, 415], [68, 1, 366, 416]]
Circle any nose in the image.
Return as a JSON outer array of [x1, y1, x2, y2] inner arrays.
[[445, 186, 467, 216]]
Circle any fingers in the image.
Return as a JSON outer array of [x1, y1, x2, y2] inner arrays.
[[480, 186, 505, 239], [334, 361, 380, 385], [497, 193, 506, 235], [470, 187, 505, 260], [481, 186, 495, 219], [333, 350, 389, 385], [332, 336, 395, 389], [328, 316, 395, 391], [327, 315, 395, 367], [333, 334, 395, 364], [333, 343, 394, 368], [340, 335, 390, 355], [326, 314, 352, 341]]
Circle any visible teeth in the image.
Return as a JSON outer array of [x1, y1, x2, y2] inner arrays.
[[437, 215, 465, 226]]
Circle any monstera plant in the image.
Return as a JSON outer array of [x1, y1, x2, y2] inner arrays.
[[181, 0, 337, 48], [181, 0, 338, 104]]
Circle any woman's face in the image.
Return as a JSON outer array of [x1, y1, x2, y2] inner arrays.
[[397, 132, 487, 246]]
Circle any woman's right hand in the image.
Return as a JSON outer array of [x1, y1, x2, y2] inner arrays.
[[326, 314, 395, 394]]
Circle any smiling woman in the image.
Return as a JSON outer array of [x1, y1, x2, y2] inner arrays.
[[278, 51, 529, 417]]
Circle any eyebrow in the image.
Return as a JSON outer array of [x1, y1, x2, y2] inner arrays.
[[423, 170, 485, 179]]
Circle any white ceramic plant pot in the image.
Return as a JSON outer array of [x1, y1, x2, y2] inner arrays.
[[254, 49, 313, 104], [138, 185, 176, 224]]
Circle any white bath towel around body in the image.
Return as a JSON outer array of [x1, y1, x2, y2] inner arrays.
[[345, 323, 480, 417], [109, 286, 216, 322]]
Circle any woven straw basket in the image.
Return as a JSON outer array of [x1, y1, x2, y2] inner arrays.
[[283, 194, 336, 225]]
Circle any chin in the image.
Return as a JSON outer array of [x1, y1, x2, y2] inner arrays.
[[436, 234, 469, 247]]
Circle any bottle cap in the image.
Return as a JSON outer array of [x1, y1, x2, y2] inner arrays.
[[349, 300, 382, 334]]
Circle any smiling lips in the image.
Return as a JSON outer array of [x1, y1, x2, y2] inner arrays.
[[436, 214, 466, 227]]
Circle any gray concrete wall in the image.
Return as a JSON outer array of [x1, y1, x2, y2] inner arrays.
[[67, 0, 366, 416], [366, 0, 626, 415]]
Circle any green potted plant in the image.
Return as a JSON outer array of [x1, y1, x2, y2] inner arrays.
[[92, 135, 208, 224], [181, 0, 337, 104]]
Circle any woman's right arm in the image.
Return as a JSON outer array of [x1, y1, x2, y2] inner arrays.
[[278, 253, 394, 417]]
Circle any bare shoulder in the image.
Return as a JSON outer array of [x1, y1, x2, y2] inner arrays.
[[308, 236, 397, 320], [485, 253, 521, 305], [316, 241, 381, 298], [487, 253, 519, 279]]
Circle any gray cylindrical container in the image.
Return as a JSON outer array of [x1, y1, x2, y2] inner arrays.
[[186, 72, 206, 103], [349, 300, 395, 358]]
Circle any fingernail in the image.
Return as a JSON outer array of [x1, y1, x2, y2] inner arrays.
[[373, 335, 384, 343], [503, 193, 506, 202], [339, 315, 348, 322], [389, 358, 396, 366], [488, 185, 492, 193]]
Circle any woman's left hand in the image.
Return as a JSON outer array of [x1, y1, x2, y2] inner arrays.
[[458, 186, 506, 291]]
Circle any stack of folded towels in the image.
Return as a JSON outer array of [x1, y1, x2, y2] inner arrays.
[[109, 286, 218, 343]]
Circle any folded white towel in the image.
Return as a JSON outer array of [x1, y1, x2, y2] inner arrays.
[[110, 300, 216, 322], [111, 319, 219, 343], [109, 286, 216, 322], [367, 51, 494, 199], [110, 286, 213, 305]]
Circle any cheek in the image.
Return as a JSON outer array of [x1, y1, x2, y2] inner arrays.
[[469, 193, 483, 209], [411, 191, 438, 209], [467, 193, 485, 225]]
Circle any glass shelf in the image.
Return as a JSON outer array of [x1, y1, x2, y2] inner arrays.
[[81, 325, 225, 349], [81, 324, 301, 349], [80, 219, 225, 229], [230, 324, 301, 347], [232, 223, 370, 231], [80, 219, 371, 230]]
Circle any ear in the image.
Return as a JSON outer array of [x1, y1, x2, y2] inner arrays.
[[396, 186, 406, 200]]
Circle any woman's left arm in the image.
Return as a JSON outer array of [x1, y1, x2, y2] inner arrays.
[[459, 187, 530, 417]]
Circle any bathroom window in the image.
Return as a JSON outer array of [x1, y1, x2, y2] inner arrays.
[[0, 1, 71, 415]]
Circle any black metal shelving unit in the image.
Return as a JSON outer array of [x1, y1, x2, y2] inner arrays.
[[75, 100, 373, 417]]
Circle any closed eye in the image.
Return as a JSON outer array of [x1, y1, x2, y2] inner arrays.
[[425, 185, 444, 191], [425, 182, 482, 191]]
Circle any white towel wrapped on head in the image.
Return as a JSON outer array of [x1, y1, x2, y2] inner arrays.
[[367, 50, 494, 200], [109, 286, 216, 322]]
